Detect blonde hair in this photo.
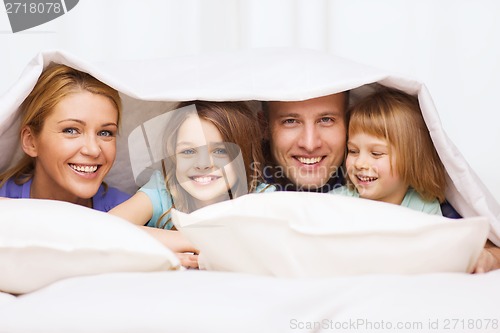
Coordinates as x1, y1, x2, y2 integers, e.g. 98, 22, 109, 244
0, 63, 122, 188
157, 101, 265, 227
347, 87, 446, 202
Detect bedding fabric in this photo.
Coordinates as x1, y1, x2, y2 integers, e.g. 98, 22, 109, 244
0, 270, 499, 333
0, 48, 498, 244
0, 199, 180, 294
172, 191, 489, 276
1, 47, 499, 333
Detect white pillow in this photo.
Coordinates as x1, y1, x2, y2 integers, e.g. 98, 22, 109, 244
0, 199, 180, 294
172, 191, 489, 276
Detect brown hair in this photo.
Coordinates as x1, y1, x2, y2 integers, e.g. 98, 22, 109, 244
347, 87, 446, 202
157, 101, 265, 225
0, 63, 122, 188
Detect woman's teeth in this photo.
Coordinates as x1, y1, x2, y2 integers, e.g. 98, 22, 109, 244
70, 164, 98, 173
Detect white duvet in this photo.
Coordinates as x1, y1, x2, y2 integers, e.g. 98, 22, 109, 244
0, 48, 498, 242
0, 48, 499, 333
0, 270, 499, 333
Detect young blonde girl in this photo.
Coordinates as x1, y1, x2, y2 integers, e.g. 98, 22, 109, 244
331, 87, 446, 215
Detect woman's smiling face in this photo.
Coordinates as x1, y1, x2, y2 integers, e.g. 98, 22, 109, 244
174, 115, 238, 206
23, 91, 118, 205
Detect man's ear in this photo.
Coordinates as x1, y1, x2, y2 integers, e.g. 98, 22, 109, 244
21, 126, 38, 157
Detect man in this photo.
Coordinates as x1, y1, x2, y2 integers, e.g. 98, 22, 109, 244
261, 93, 347, 192
261, 92, 500, 272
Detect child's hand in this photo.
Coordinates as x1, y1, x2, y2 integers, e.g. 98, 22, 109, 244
177, 253, 199, 269
164, 230, 198, 253
140, 227, 199, 253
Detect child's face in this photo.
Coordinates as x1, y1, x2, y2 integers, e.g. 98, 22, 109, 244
174, 115, 238, 205
345, 132, 408, 205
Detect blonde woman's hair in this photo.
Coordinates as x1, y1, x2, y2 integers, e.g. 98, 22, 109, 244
347, 87, 446, 202
0, 63, 122, 188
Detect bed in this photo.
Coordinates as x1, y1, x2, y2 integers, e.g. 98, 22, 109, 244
1, 48, 499, 333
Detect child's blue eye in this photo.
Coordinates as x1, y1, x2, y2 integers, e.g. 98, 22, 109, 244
180, 149, 196, 155
213, 148, 227, 155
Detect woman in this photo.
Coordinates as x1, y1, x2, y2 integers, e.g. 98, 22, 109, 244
0, 63, 130, 211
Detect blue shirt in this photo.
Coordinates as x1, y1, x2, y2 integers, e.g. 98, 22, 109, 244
0, 178, 131, 212
139, 170, 276, 229
330, 186, 443, 215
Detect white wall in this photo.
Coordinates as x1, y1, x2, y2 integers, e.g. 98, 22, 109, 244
1, 0, 499, 202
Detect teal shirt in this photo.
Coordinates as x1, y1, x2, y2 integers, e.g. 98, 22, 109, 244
330, 186, 442, 215
139, 170, 276, 229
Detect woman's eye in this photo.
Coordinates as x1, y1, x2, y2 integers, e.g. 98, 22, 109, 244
62, 128, 79, 135
98, 130, 115, 137
371, 152, 385, 157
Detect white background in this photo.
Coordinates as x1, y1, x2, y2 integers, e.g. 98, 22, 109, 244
1, 0, 499, 202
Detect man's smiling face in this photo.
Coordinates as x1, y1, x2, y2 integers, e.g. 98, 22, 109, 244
267, 93, 347, 190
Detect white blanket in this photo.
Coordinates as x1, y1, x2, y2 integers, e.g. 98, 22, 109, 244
1, 270, 500, 333
1, 48, 500, 333
0, 47, 499, 243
